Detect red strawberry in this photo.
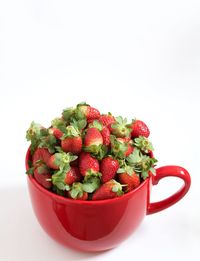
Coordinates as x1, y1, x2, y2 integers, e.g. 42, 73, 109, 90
49, 127, 63, 139
61, 136, 82, 154
130, 120, 150, 138
84, 128, 103, 147
34, 163, 52, 189
101, 126, 110, 146
100, 157, 119, 183
78, 104, 100, 123
88, 120, 110, 146
68, 182, 88, 200
99, 114, 116, 131
92, 179, 123, 200
33, 148, 52, 166
117, 138, 134, 157
64, 166, 82, 185
118, 166, 140, 192
48, 154, 60, 170
79, 152, 99, 176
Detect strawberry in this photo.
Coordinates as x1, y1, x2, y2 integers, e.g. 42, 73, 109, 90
83, 126, 107, 159
99, 113, 116, 131
68, 182, 88, 200
88, 120, 110, 146
77, 103, 100, 123
101, 126, 110, 146
61, 125, 83, 154
34, 163, 52, 189
100, 157, 119, 183
33, 148, 52, 166
110, 135, 134, 159
117, 166, 140, 192
130, 120, 150, 138
84, 128, 103, 147
111, 116, 131, 138
64, 166, 82, 185
48, 152, 78, 170
49, 127, 63, 139
92, 179, 123, 200
61, 136, 82, 154
79, 152, 99, 176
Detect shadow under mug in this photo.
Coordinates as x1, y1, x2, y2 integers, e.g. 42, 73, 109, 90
26, 149, 191, 252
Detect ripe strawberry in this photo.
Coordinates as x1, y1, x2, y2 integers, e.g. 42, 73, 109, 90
92, 179, 123, 200
48, 154, 60, 170
79, 152, 99, 176
118, 166, 140, 192
49, 127, 63, 139
111, 116, 131, 138
34, 163, 52, 189
84, 128, 103, 147
77, 104, 100, 123
33, 148, 52, 166
117, 138, 134, 157
64, 166, 82, 185
100, 157, 119, 183
61, 136, 82, 154
88, 120, 110, 146
101, 126, 110, 146
99, 114, 116, 130
68, 182, 88, 200
130, 120, 150, 138
61, 124, 83, 154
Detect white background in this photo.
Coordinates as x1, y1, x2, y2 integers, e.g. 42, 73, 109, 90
0, 0, 200, 260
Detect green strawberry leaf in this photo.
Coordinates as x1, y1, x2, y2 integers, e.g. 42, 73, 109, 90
61, 125, 80, 139
117, 168, 125, 174
111, 180, 124, 196
62, 107, 75, 123
26, 167, 34, 175
83, 175, 101, 193
126, 149, 157, 179
134, 136, 154, 153
53, 152, 78, 170
52, 185, 66, 196
71, 119, 87, 131
88, 120, 103, 131
38, 134, 57, 153
52, 167, 71, 191
69, 182, 85, 199
111, 116, 131, 138
51, 118, 67, 134
83, 144, 108, 160
110, 135, 128, 159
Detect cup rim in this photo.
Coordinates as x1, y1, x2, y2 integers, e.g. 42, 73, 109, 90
26, 148, 150, 206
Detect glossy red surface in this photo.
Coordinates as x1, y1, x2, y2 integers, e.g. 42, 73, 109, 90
25, 149, 191, 252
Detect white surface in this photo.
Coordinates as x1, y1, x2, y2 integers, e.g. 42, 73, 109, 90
0, 0, 200, 260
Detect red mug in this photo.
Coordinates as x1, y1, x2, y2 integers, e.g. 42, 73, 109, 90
25, 148, 191, 252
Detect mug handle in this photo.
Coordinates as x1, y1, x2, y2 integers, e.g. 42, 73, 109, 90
147, 166, 191, 215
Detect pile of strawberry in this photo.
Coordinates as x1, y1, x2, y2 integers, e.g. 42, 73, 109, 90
26, 102, 157, 201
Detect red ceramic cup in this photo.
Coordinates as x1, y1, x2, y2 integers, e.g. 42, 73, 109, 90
25, 149, 191, 252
